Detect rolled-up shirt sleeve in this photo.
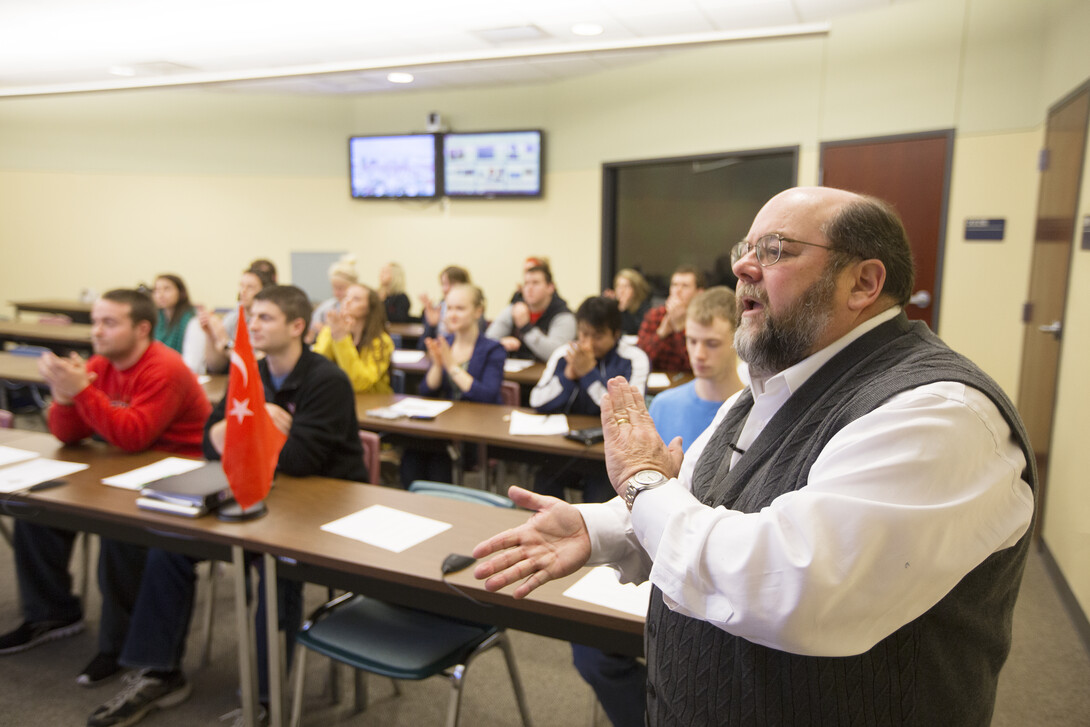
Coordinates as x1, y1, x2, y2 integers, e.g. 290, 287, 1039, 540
587, 382, 1034, 658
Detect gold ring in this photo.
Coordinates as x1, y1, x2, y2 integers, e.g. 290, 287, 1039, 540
615, 417, 630, 425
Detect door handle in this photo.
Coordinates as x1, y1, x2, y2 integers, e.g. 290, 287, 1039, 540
1038, 320, 1062, 340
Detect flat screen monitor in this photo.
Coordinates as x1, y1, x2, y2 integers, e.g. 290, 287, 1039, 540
443, 130, 543, 198
349, 134, 439, 199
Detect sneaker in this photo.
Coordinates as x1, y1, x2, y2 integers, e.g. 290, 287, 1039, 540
87, 669, 191, 727
0, 618, 84, 655
219, 703, 268, 727
77, 652, 123, 687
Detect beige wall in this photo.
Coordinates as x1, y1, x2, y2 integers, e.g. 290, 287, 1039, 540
0, 0, 1088, 615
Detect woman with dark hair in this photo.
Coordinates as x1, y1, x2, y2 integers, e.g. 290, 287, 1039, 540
313, 283, 394, 393
152, 274, 204, 373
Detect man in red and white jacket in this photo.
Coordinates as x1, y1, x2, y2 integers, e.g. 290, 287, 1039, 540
0, 289, 210, 690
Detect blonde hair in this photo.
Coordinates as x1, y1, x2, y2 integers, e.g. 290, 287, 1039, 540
614, 268, 650, 311
383, 262, 406, 294
687, 286, 737, 328
448, 283, 485, 311
328, 254, 359, 283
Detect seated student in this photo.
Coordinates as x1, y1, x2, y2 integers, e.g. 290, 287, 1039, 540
377, 261, 412, 323
0, 289, 211, 689
199, 267, 272, 374
636, 264, 705, 373
89, 285, 368, 727
312, 283, 394, 394
529, 296, 649, 503
151, 273, 205, 374
608, 268, 652, 336
400, 283, 505, 487
419, 264, 470, 343
485, 263, 576, 362
306, 254, 359, 344
247, 258, 277, 284
572, 286, 742, 727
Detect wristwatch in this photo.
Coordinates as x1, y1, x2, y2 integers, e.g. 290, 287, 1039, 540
623, 470, 670, 511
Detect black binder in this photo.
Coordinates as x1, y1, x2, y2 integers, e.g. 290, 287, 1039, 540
137, 464, 234, 517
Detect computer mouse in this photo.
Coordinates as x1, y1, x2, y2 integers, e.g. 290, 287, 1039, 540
441, 553, 477, 575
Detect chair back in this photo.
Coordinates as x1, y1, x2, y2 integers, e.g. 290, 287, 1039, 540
390, 369, 406, 394
500, 381, 520, 407
0, 410, 13, 428
408, 480, 515, 509
358, 430, 382, 485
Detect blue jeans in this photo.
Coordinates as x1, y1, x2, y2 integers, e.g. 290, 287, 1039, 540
13, 520, 146, 655
572, 643, 647, 727
119, 548, 302, 701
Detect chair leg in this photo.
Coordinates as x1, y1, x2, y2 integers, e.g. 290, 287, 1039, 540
445, 664, 468, 727
498, 633, 534, 727
289, 643, 307, 727
0, 517, 12, 547
196, 561, 219, 667
76, 533, 93, 605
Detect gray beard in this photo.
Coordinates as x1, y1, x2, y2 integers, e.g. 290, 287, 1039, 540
734, 274, 836, 378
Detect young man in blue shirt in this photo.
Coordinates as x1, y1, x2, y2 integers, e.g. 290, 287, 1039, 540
576, 286, 741, 727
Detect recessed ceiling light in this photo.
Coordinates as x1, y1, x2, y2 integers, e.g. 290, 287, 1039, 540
571, 23, 604, 37
386, 72, 414, 84
109, 65, 136, 77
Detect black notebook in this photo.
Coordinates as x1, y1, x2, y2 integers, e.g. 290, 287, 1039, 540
137, 464, 234, 517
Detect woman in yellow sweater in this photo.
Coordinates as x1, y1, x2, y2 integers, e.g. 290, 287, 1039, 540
312, 283, 394, 393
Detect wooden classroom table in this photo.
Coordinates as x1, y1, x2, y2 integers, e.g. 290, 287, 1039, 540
248, 474, 645, 725
0, 320, 93, 354
355, 392, 605, 461
386, 321, 425, 349
9, 298, 93, 324
0, 431, 265, 726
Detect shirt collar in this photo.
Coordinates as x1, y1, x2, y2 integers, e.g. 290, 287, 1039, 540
748, 306, 902, 400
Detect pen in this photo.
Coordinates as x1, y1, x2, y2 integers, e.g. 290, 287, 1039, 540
28, 479, 66, 492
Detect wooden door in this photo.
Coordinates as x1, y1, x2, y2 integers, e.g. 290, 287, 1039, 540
820, 132, 953, 330
1016, 85, 1089, 533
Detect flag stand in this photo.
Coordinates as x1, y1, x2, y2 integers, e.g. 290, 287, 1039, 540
217, 500, 268, 522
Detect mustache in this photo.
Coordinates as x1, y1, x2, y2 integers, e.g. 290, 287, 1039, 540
735, 283, 769, 307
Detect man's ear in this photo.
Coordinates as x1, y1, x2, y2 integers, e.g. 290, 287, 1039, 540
289, 317, 307, 339
135, 320, 153, 340
846, 259, 887, 311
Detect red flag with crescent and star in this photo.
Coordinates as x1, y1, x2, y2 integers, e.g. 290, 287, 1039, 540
222, 305, 286, 509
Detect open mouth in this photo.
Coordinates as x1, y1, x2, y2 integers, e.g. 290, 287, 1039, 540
740, 296, 764, 314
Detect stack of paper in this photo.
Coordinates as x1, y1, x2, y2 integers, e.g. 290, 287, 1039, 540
0, 446, 89, 494
508, 410, 569, 436
321, 505, 452, 553
101, 457, 206, 490
563, 566, 652, 618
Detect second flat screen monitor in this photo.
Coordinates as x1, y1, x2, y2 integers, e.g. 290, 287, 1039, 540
443, 130, 543, 198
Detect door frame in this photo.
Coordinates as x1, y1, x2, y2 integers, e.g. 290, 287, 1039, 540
819, 129, 955, 331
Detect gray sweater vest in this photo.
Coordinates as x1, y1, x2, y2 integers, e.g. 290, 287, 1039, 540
645, 313, 1036, 726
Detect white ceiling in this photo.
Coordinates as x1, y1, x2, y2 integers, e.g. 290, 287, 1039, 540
0, 0, 903, 97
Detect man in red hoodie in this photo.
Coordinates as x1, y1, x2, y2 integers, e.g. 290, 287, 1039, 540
0, 289, 211, 689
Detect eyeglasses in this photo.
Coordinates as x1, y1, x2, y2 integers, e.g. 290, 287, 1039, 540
731, 233, 836, 267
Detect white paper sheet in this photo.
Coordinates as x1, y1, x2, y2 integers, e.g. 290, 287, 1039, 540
388, 397, 454, 418
508, 409, 569, 436
0, 446, 39, 468
320, 504, 452, 553
503, 359, 535, 372
0, 459, 89, 493
647, 372, 672, 390
391, 349, 427, 365
101, 457, 206, 490
563, 566, 652, 618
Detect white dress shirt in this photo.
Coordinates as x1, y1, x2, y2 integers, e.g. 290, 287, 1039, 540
577, 308, 1034, 657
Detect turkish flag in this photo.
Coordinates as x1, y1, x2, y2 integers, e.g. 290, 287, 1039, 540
222, 305, 286, 509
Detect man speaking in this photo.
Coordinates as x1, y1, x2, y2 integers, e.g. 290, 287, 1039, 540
473, 187, 1035, 726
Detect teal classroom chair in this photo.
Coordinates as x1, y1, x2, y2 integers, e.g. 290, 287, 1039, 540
288, 480, 533, 727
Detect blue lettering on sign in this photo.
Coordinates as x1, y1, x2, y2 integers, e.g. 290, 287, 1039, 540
965, 218, 1005, 241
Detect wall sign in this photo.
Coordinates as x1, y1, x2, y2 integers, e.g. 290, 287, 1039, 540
964, 218, 1005, 241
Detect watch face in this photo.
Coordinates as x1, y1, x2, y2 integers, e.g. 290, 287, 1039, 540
634, 470, 664, 485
